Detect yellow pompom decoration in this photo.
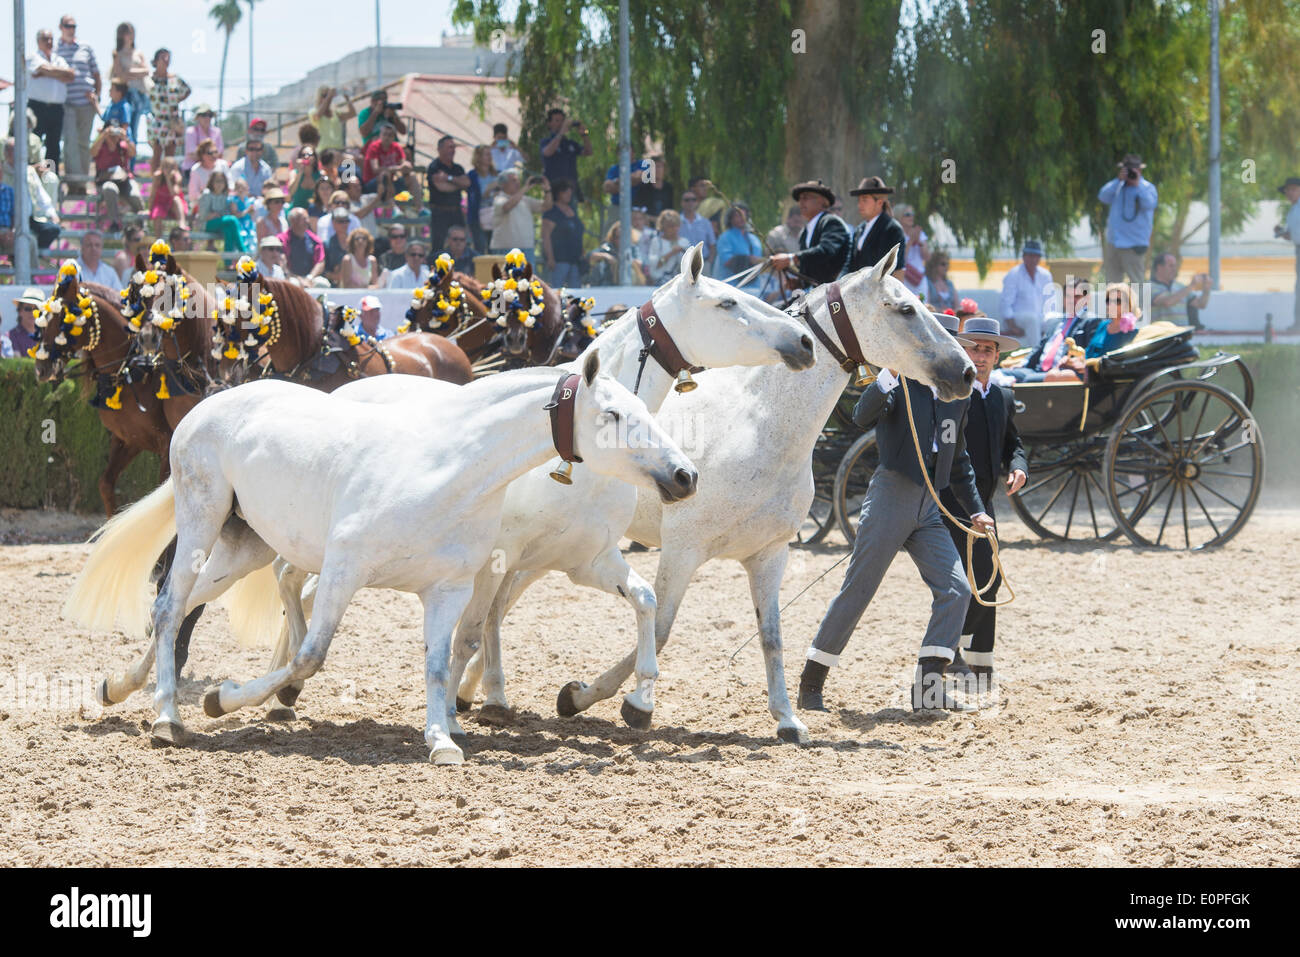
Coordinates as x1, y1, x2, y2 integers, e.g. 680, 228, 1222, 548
397, 322, 411, 334
59, 261, 78, 278
143, 270, 159, 285
394, 191, 412, 203
346, 333, 361, 346
156, 376, 171, 400
155, 316, 175, 331
224, 344, 240, 360
504, 278, 518, 290
105, 386, 123, 410
150, 240, 171, 257
69, 325, 84, 337
26, 345, 37, 359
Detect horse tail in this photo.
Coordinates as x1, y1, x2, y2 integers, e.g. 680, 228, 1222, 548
219, 562, 283, 649
63, 479, 177, 635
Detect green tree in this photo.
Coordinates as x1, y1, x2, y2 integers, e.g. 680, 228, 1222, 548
209, 0, 243, 118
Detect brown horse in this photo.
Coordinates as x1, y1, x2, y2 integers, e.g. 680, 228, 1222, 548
464, 265, 566, 369
31, 272, 177, 517
401, 269, 498, 364
217, 274, 473, 388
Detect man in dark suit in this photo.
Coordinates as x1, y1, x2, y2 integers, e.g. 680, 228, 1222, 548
846, 176, 907, 278
769, 179, 849, 287
798, 320, 995, 713
939, 317, 1028, 690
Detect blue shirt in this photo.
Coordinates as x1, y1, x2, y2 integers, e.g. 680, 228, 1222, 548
102, 98, 133, 131
1098, 177, 1158, 249
539, 134, 584, 200
715, 228, 763, 294
603, 160, 650, 205
0, 182, 13, 229
1086, 322, 1137, 358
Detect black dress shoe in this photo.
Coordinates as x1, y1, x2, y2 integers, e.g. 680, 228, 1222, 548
911, 657, 974, 712
797, 660, 830, 712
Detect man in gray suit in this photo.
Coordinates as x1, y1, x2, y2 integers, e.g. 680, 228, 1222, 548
798, 316, 995, 712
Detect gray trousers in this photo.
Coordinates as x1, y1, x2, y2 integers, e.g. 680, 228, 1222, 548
1104, 244, 1146, 285
807, 467, 970, 667
61, 103, 97, 180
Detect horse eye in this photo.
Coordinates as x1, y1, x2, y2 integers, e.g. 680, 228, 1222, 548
719, 298, 737, 309
899, 302, 915, 316
604, 410, 621, 423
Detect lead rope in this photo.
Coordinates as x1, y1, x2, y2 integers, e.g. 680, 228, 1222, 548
900, 375, 1014, 608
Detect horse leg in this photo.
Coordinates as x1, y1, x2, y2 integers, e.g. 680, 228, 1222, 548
265, 560, 312, 720
563, 548, 659, 730
449, 562, 505, 714
477, 567, 548, 714
558, 547, 703, 717
742, 543, 809, 745
203, 556, 360, 718
152, 540, 204, 676
422, 582, 476, 765
99, 434, 139, 517
149, 477, 235, 745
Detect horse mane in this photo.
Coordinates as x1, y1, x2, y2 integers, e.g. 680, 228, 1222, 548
259, 276, 323, 365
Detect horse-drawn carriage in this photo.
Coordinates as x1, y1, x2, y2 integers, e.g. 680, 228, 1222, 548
801, 324, 1263, 550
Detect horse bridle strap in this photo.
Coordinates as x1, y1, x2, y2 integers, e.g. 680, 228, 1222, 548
801, 281, 867, 376
544, 372, 584, 464
636, 300, 703, 390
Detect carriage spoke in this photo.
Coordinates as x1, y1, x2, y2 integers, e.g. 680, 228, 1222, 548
1194, 479, 1244, 512
1186, 411, 1236, 461
1129, 475, 1173, 528
1179, 482, 1191, 549
1063, 472, 1082, 538
1195, 468, 1256, 479
1150, 413, 1182, 462
1154, 477, 1178, 547
1112, 471, 1162, 499
1034, 470, 1074, 526
1082, 469, 1106, 537
1197, 440, 1253, 462
1187, 482, 1222, 541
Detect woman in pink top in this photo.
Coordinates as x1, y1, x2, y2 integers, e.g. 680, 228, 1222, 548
150, 156, 188, 228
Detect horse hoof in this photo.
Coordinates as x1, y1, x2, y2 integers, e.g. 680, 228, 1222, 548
556, 680, 589, 717
276, 685, 301, 708
455, 696, 473, 713
150, 718, 186, 747
777, 725, 811, 746
266, 707, 297, 722
620, 699, 653, 731
478, 704, 514, 726
97, 678, 114, 708
430, 745, 465, 766
202, 688, 226, 718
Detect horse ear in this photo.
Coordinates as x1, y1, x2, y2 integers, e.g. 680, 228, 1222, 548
681, 243, 704, 284
492, 264, 502, 281
582, 349, 599, 386
871, 244, 901, 283
134, 252, 147, 272
167, 255, 180, 274
524, 263, 533, 280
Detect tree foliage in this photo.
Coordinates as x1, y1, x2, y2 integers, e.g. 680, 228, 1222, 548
452, 0, 1299, 265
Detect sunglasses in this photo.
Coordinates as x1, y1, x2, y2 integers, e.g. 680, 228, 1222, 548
61, 22, 75, 29
447, 235, 467, 242
406, 252, 423, 259
682, 196, 698, 203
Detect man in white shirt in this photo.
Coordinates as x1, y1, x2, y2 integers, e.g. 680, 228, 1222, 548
230, 142, 274, 201
75, 231, 123, 295
998, 239, 1052, 345
385, 241, 431, 289
316, 190, 362, 245
257, 236, 288, 280
490, 169, 550, 260
27, 29, 72, 170
489, 123, 524, 175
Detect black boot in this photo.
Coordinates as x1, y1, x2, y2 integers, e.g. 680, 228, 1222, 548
797, 660, 830, 712
911, 657, 973, 712
948, 648, 974, 677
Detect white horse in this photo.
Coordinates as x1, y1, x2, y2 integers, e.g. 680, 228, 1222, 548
461, 245, 977, 741
64, 353, 697, 764
247, 244, 816, 738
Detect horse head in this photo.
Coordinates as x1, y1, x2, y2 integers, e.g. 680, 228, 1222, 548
568, 350, 699, 503
836, 244, 974, 401
642, 243, 816, 376
121, 242, 194, 357
401, 254, 468, 334
554, 295, 600, 363
486, 249, 545, 365
30, 262, 96, 382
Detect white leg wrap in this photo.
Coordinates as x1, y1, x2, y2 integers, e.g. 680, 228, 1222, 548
805, 647, 840, 668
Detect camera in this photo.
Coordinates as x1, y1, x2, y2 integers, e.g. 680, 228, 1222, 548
1124, 165, 1140, 181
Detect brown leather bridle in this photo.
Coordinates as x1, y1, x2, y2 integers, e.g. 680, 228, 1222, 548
634, 299, 703, 395
799, 280, 877, 386
544, 371, 584, 466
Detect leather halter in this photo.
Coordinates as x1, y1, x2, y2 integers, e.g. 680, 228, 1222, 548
634, 299, 703, 395
543, 372, 584, 464
800, 280, 876, 382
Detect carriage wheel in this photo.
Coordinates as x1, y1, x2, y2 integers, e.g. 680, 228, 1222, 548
1104, 380, 1263, 549
832, 430, 880, 543
794, 431, 839, 546
1009, 440, 1126, 541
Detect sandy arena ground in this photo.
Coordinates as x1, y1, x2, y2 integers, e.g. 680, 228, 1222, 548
1, 501, 1297, 867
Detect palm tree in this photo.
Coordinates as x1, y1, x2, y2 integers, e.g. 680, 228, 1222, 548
209, 0, 243, 117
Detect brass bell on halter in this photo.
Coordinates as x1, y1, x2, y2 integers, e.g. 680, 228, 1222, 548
854, 363, 876, 387
549, 459, 575, 485
674, 370, 698, 393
